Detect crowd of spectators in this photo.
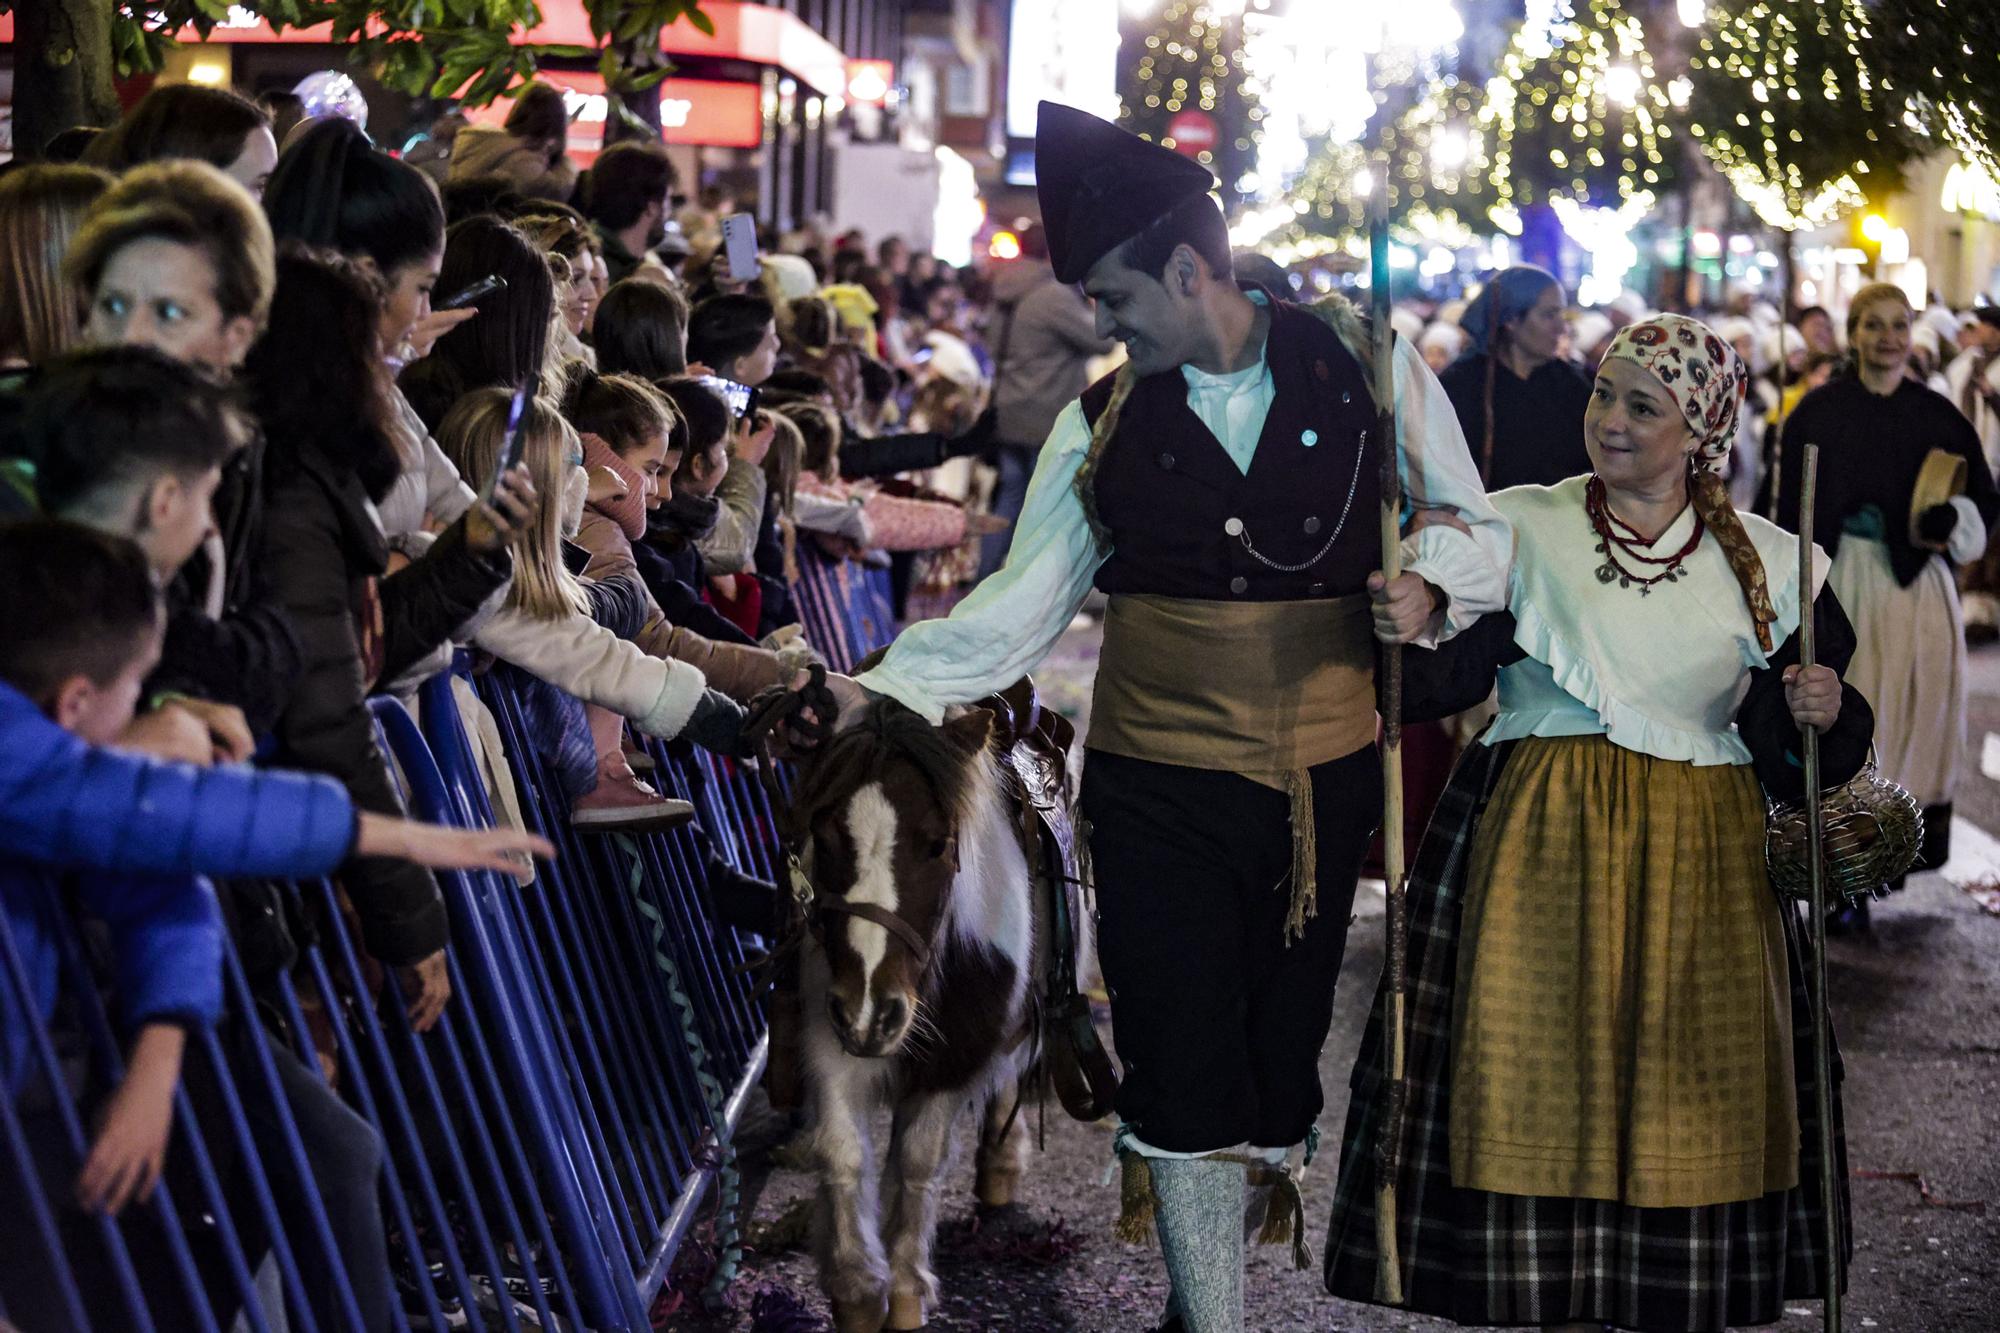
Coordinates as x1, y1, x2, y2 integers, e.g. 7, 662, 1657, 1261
0, 81, 1015, 1330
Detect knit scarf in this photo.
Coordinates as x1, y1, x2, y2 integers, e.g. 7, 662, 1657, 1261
581, 430, 648, 540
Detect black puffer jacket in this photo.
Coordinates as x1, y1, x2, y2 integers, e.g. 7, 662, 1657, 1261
257, 439, 511, 964
151, 431, 305, 732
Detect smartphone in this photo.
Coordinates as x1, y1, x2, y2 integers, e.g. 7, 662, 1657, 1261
439, 274, 507, 310
698, 374, 754, 419
722, 212, 760, 284
484, 382, 534, 504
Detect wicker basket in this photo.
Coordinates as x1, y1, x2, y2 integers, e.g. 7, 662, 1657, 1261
1765, 764, 1924, 906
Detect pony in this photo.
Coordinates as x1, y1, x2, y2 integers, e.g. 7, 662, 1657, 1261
790, 698, 1046, 1333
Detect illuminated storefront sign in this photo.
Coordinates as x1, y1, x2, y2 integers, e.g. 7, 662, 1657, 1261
1941, 161, 2000, 221
474, 73, 764, 155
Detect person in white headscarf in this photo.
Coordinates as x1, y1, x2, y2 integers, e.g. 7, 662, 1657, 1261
1417, 321, 1468, 374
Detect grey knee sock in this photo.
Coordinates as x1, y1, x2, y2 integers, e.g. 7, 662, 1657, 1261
1149, 1156, 1245, 1333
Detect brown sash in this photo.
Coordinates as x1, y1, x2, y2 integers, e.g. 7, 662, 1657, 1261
1088, 592, 1377, 787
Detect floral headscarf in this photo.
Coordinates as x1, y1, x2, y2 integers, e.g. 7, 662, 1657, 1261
1601, 313, 1777, 651
1601, 313, 1751, 470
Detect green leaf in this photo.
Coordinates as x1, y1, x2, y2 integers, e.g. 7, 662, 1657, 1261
685, 5, 714, 37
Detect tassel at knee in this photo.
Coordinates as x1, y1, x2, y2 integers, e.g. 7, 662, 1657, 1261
1248, 1164, 1314, 1272
1114, 1151, 1158, 1245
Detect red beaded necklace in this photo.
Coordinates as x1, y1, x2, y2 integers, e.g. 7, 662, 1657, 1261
1585, 474, 1704, 595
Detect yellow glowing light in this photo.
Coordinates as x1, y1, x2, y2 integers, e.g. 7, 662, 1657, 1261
988, 231, 1023, 262
1859, 212, 1890, 242
186, 60, 229, 88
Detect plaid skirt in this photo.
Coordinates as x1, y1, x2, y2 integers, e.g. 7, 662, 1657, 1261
1322, 739, 1852, 1331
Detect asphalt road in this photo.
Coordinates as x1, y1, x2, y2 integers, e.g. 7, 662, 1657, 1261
667, 627, 2000, 1332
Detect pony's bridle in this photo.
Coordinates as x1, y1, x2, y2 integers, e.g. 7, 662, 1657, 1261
743, 669, 959, 976
784, 839, 956, 973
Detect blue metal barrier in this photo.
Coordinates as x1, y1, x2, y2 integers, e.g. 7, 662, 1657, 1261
790, 543, 897, 673
2, 669, 780, 1331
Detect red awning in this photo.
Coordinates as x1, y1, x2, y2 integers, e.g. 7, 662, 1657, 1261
0, 1, 848, 96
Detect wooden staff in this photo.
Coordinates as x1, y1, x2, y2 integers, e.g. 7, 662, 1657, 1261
1368, 191, 1409, 1309
1796, 443, 1843, 1332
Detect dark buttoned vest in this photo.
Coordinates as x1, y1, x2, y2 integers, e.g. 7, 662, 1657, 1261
1079, 300, 1384, 602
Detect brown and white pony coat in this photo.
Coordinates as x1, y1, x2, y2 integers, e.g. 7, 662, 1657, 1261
792, 701, 1043, 1333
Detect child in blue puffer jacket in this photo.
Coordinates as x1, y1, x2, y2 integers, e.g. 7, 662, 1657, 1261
0, 520, 551, 1221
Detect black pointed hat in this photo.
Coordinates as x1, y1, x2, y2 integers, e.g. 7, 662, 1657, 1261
1035, 101, 1219, 285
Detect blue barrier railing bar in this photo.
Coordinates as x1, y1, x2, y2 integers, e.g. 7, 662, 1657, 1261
373, 695, 645, 1332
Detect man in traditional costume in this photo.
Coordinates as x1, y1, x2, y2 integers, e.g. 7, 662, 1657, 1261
833, 103, 1509, 1330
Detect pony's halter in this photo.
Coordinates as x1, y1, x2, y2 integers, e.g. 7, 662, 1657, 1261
786, 835, 959, 974
745, 673, 962, 977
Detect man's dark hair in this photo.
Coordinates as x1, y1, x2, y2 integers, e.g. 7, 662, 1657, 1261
15, 346, 245, 522
1797, 304, 1831, 327
578, 142, 676, 230
658, 376, 732, 458
593, 278, 691, 380
1972, 307, 2000, 333
1115, 192, 1230, 284
687, 293, 775, 372
0, 518, 162, 701
265, 118, 447, 276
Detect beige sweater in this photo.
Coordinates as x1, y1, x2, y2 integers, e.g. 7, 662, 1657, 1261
474, 602, 706, 738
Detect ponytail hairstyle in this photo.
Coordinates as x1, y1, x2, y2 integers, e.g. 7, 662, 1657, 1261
562, 368, 676, 457
265, 118, 446, 276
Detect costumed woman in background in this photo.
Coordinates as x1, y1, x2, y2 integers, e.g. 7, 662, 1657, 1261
1325, 315, 1873, 1332
1437, 265, 1594, 488
1773, 283, 1998, 920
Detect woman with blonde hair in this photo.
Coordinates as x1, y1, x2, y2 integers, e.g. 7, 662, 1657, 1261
0, 165, 114, 370
1772, 282, 2000, 902
435, 388, 708, 736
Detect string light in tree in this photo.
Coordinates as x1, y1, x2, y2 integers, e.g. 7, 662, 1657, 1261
1477, 0, 1675, 215
1119, 0, 1267, 202
1873, 1, 2000, 178
1688, 0, 1919, 230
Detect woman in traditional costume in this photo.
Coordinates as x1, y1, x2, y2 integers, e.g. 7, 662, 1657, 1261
1325, 314, 1874, 1331
1773, 283, 1997, 896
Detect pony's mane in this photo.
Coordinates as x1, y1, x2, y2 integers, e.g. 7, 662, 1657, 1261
789, 699, 987, 837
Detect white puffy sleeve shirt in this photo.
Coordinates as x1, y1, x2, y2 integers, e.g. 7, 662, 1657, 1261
1482, 477, 1827, 764
859, 328, 1513, 724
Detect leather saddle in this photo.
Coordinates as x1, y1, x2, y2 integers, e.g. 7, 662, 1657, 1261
977, 678, 1121, 1124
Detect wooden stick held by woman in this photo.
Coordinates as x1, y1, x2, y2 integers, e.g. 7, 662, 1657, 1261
1797, 443, 1844, 1333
